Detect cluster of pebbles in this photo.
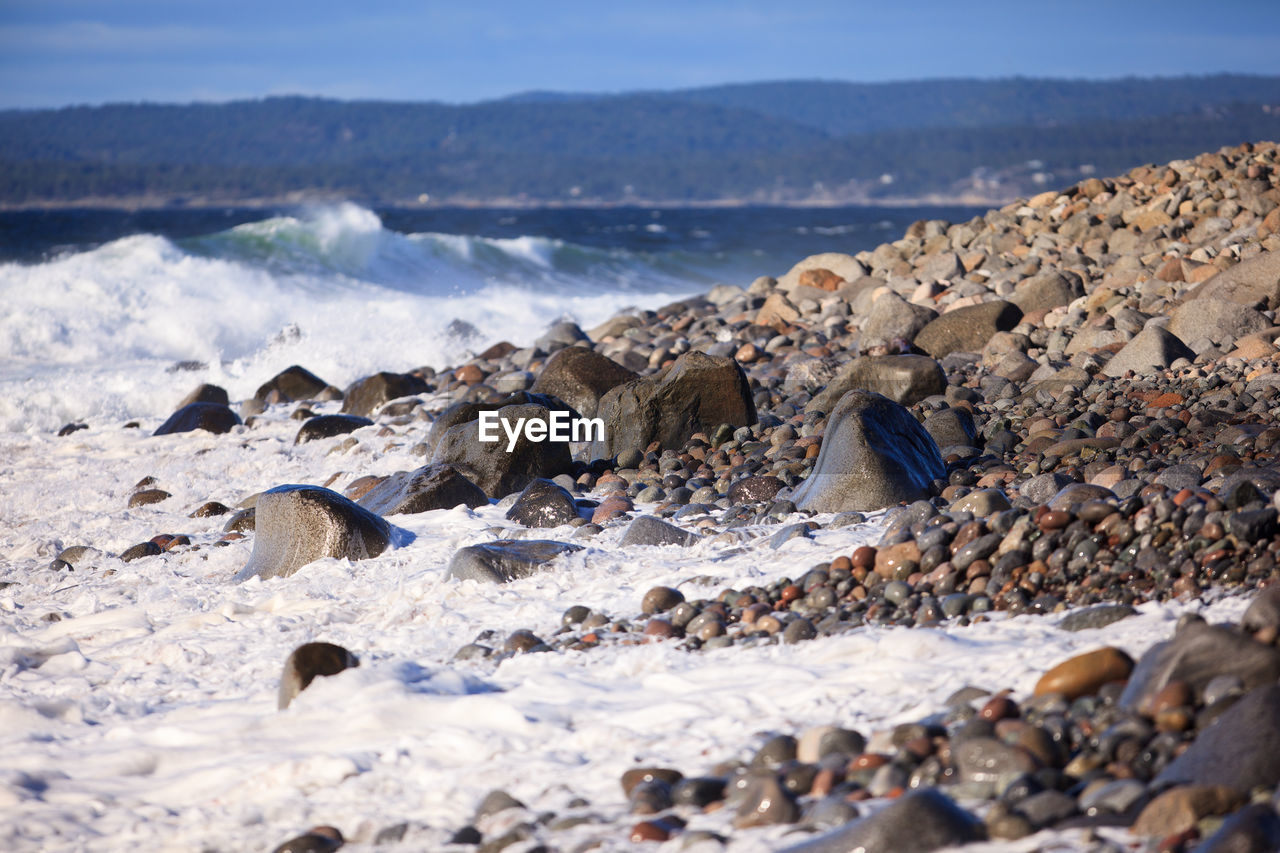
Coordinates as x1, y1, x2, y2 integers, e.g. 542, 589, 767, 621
46, 141, 1280, 851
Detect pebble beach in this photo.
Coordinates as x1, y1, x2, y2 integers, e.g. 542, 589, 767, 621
5, 141, 1280, 852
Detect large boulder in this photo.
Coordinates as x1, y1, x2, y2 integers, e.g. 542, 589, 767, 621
295, 414, 372, 444
424, 391, 579, 456
777, 253, 868, 292
255, 365, 332, 402
914, 300, 1022, 359
1166, 298, 1269, 348
341, 371, 429, 417
356, 463, 487, 515
590, 350, 755, 460
448, 540, 582, 583
1183, 249, 1280, 309
234, 485, 392, 581
805, 355, 946, 414
154, 402, 241, 436
1102, 325, 1195, 377
529, 346, 638, 418
1009, 270, 1084, 314
430, 402, 575, 498
793, 390, 945, 513
860, 291, 938, 350
1118, 618, 1280, 710
278, 642, 359, 710
1153, 684, 1280, 791
505, 478, 581, 528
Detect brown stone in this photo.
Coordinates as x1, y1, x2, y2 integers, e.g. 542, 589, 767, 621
798, 268, 845, 291
874, 541, 921, 578
1034, 647, 1135, 700
1131, 785, 1246, 837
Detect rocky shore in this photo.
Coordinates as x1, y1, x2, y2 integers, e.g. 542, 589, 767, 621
7, 141, 1280, 852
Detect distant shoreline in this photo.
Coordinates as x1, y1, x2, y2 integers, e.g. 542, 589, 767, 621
0, 192, 1013, 214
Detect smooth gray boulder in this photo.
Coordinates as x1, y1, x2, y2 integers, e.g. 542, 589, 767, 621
1118, 618, 1280, 711
530, 346, 638, 418
1009, 270, 1084, 313
1153, 684, 1280, 790
1184, 249, 1280, 309
1167, 298, 1269, 347
778, 788, 983, 853
1102, 325, 1195, 377
424, 391, 579, 456
591, 350, 755, 460
923, 406, 977, 449
860, 292, 937, 349
235, 485, 392, 581
448, 540, 582, 583
430, 402, 575, 498
794, 390, 945, 513
805, 355, 946, 413
278, 642, 359, 710
913, 300, 1022, 359
154, 402, 241, 436
356, 463, 487, 515
620, 515, 699, 547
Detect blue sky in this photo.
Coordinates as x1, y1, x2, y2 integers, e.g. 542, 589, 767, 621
2, 1, 1279, 108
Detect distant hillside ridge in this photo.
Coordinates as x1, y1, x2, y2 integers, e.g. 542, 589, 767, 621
2, 75, 1279, 207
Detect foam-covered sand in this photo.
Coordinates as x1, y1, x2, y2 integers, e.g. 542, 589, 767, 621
0, 401, 1250, 851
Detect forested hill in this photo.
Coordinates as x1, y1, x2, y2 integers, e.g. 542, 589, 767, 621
3, 75, 1279, 207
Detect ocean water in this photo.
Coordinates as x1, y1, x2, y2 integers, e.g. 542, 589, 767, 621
0, 202, 983, 433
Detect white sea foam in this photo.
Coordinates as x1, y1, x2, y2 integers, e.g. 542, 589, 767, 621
0, 406, 1254, 852
0, 204, 696, 433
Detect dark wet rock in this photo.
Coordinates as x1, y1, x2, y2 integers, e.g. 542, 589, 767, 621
129, 488, 171, 508
1058, 603, 1137, 632
153, 402, 241, 436
57, 422, 87, 436
272, 826, 344, 853
727, 476, 786, 504
1009, 270, 1084, 314
1154, 684, 1280, 790
620, 516, 699, 548
673, 777, 727, 809
233, 485, 392, 581
224, 507, 256, 533
120, 542, 162, 562
431, 402, 575, 498
535, 320, 590, 352
591, 350, 755, 459
340, 371, 428, 417
924, 407, 977, 449
806, 355, 947, 412
1119, 620, 1280, 710
733, 774, 799, 828
529, 346, 637, 418
1194, 802, 1280, 853
177, 383, 230, 408
424, 392, 580, 455
1242, 584, 1280, 632
794, 390, 945, 513
278, 642, 359, 710
447, 540, 581, 583
255, 365, 332, 403
778, 788, 983, 853
295, 414, 373, 444
952, 737, 1039, 796
1102, 325, 1195, 377
1019, 472, 1073, 505
190, 501, 230, 518
475, 789, 526, 822
355, 463, 487, 515
641, 586, 684, 614
914, 300, 1022, 359
505, 478, 580, 528
1014, 789, 1077, 829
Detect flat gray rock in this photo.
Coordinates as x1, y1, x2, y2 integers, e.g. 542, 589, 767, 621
914, 300, 1022, 359
448, 539, 582, 583
794, 390, 945, 513
1102, 325, 1194, 377
620, 516, 698, 548
235, 485, 392, 581
806, 355, 945, 413
1119, 618, 1280, 711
